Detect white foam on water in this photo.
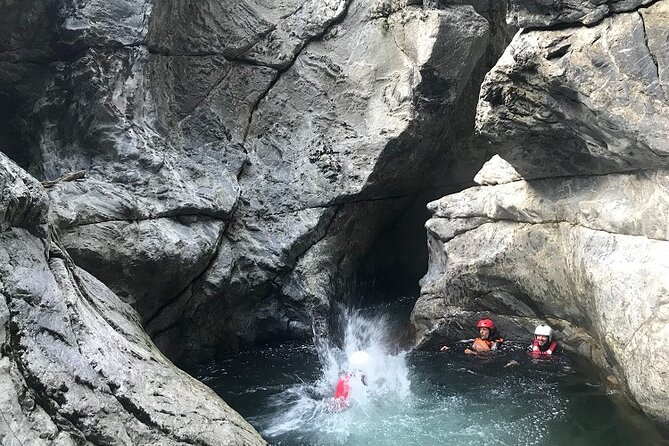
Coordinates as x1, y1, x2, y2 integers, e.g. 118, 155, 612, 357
259, 308, 411, 443
202, 321, 663, 446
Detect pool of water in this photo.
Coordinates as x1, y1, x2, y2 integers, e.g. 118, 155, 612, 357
194, 310, 667, 446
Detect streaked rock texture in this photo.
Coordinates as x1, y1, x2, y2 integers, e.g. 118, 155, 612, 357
507, 0, 656, 27
152, 2, 492, 359
60, 217, 224, 321
412, 0, 669, 428
0, 0, 503, 364
413, 171, 669, 424
477, 0, 669, 179
0, 154, 266, 445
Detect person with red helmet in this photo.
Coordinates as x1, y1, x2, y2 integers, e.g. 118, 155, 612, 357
440, 318, 504, 354
466, 318, 504, 354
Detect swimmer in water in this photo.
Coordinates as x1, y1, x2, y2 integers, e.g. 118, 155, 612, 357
527, 324, 558, 357
332, 350, 369, 411
440, 318, 504, 355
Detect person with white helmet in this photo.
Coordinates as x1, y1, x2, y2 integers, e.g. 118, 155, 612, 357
528, 324, 558, 356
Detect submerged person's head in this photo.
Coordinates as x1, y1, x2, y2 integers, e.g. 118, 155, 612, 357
476, 319, 495, 339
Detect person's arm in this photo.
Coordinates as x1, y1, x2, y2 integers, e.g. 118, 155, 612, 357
544, 341, 558, 355
491, 338, 504, 350
444, 338, 476, 352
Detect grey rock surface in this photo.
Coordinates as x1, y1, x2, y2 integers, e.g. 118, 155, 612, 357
477, 1, 669, 179
429, 171, 669, 240
0, 154, 49, 237
473, 154, 521, 185
0, 0, 55, 62
0, 153, 266, 445
153, 2, 492, 361
2, 0, 668, 435
412, 172, 669, 424
149, 0, 349, 69
0, 0, 500, 364
507, 0, 656, 27
60, 217, 224, 321
57, 0, 152, 48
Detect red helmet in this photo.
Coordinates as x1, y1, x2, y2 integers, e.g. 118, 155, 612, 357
477, 319, 495, 330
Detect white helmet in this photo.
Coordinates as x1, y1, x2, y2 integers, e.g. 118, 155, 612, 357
348, 350, 370, 369
534, 324, 553, 341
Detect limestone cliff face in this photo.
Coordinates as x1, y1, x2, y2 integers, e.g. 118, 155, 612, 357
0, 0, 504, 364
411, 0, 669, 427
0, 153, 266, 445
507, 0, 656, 27
3, 0, 668, 435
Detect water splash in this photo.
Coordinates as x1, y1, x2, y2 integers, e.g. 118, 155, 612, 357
258, 308, 411, 443
196, 316, 666, 445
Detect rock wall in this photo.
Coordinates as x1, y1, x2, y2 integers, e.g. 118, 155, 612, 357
507, 0, 656, 27
412, 0, 669, 427
0, 0, 506, 364
4, 0, 668, 434
0, 153, 266, 445
477, 1, 669, 178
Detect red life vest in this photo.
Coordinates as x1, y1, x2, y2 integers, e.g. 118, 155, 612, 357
334, 375, 351, 400
529, 340, 558, 356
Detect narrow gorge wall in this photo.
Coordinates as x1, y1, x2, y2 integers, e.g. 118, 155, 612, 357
412, 0, 669, 427
0, 0, 509, 366
3, 0, 668, 438
0, 0, 521, 442
0, 153, 266, 445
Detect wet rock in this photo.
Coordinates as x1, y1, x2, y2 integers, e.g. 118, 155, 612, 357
0, 0, 496, 364
159, 3, 493, 361
0, 153, 266, 445
477, 1, 669, 179
507, 0, 655, 27
0, 0, 511, 369
414, 0, 669, 428
413, 170, 669, 425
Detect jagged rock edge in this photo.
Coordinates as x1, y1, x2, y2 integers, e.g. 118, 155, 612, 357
517, 0, 665, 31
432, 216, 668, 242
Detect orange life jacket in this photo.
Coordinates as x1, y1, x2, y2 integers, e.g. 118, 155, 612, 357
471, 337, 503, 352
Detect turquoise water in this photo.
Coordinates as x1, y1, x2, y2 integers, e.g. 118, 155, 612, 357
196, 312, 667, 445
